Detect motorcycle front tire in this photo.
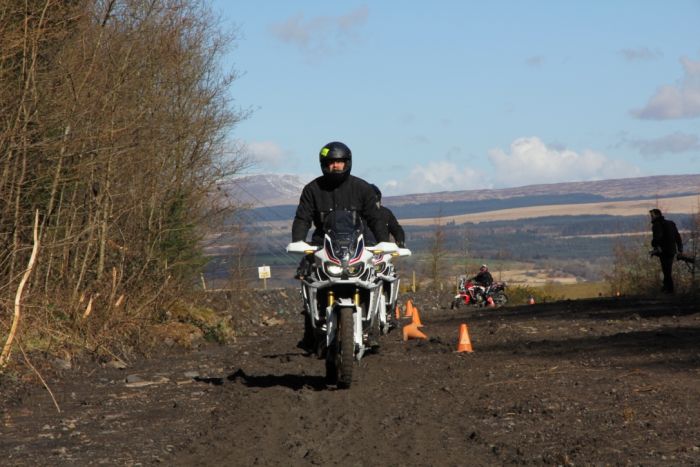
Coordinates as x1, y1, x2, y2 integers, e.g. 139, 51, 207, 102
325, 307, 355, 389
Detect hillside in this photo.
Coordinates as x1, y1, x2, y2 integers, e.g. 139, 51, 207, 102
222, 174, 308, 207
384, 174, 700, 206
399, 193, 700, 226
229, 173, 700, 212
206, 174, 700, 288
236, 174, 700, 223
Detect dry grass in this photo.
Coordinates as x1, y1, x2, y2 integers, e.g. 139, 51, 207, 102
497, 268, 579, 287
540, 281, 610, 300
497, 269, 608, 300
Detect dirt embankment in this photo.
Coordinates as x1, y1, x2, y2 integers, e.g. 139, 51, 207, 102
2, 290, 699, 466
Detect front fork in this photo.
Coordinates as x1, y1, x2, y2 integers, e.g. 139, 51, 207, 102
325, 289, 363, 360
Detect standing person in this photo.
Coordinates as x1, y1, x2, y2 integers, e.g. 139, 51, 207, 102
364, 184, 406, 247
649, 208, 683, 293
292, 141, 389, 351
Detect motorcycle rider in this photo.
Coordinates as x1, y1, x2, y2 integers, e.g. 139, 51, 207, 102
292, 141, 390, 352
363, 184, 406, 330
649, 208, 683, 293
471, 264, 494, 302
472, 264, 494, 287
364, 184, 406, 248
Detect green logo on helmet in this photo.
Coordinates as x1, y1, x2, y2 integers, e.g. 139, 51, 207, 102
320, 147, 330, 157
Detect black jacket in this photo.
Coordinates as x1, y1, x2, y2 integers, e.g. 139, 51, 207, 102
651, 216, 683, 256
292, 174, 389, 245
364, 206, 406, 246
472, 270, 493, 286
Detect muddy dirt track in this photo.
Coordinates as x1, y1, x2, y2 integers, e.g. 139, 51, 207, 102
2, 293, 700, 466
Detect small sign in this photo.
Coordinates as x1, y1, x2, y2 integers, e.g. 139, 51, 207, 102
258, 265, 271, 279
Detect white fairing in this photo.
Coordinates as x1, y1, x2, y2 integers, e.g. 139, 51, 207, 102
286, 234, 410, 366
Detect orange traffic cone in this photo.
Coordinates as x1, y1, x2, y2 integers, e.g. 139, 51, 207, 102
405, 299, 414, 318
395, 304, 401, 320
412, 306, 424, 327
403, 322, 427, 341
456, 323, 473, 353
528, 296, 535, 305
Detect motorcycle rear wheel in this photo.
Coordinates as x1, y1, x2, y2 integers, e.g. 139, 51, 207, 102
492, 292, 508, 306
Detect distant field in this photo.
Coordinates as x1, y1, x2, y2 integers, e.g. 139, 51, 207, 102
240, 194, 699, 230
400, 194, 700, 226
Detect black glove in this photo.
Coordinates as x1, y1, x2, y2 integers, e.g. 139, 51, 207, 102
397, 241, 405, 248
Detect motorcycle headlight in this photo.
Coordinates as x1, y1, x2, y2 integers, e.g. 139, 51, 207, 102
347, 263, 364, 276
325, 264, 343, 277
374, 262, 387, 274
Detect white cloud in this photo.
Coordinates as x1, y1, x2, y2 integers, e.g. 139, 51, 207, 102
632, 56, 700, 119
488, 137, 641, 186
624, 132, 700, 157
410, 134, 431, 145
525, 55, 544, 68
245, 141, 287, 170
619, 47, 662, 62
269, 6, 368, 58
383, 160, 487, 195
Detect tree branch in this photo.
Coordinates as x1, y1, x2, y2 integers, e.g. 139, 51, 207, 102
0, 210, 40, 368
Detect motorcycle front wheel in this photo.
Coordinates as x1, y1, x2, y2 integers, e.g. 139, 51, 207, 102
325, 307, 355, 389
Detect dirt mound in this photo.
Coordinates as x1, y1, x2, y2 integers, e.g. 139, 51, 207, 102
2, 293, 699, 465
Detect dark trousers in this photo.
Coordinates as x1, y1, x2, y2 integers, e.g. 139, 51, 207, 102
659, 255, 675, 293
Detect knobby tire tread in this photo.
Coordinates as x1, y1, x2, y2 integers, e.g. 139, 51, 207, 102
337, 307, 354, 389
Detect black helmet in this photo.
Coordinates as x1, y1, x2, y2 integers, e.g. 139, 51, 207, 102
370, 184, 382, 202
319, 141, 352, 184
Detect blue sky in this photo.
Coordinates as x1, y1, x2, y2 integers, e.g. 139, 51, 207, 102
211, 1, 700, 195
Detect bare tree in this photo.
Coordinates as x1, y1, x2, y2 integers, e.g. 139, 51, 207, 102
0, 0, 248, 361
428, 211, 448, 290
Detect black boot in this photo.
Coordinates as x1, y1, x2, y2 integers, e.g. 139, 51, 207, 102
387, 310, 398, 332
296, 312, 316, 353
294, 254, 314, 279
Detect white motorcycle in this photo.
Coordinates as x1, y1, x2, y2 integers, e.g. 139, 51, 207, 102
287, 211, 410, 388
372, 248, 408, 334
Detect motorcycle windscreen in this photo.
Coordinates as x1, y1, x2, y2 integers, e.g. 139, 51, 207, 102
322, 210, 365, 263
